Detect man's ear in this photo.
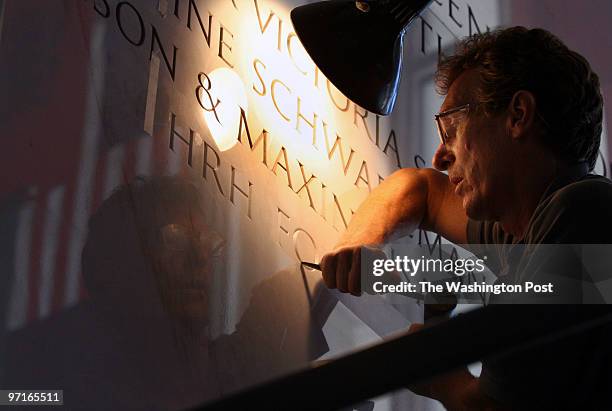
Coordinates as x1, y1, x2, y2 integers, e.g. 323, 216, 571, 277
506, 90, 538, 140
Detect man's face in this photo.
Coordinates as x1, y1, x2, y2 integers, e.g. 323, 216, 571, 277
432, 69, 510, 220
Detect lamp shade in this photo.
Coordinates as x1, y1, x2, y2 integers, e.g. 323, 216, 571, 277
291, 0, 432, 115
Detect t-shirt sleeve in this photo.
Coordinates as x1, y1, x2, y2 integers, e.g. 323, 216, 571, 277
514, 179, 612, 303
528, 178, 612, 244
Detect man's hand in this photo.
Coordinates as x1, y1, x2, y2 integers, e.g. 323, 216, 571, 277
319, 245, 388, 296
318, 168, 467, 296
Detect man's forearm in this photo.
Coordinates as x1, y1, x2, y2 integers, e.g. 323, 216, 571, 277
319, 168, 465, 294
336, 168, 429, 247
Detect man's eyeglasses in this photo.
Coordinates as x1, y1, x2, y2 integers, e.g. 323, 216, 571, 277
435, 101, 552, 145
156, 223, 225, 257
434, 103, 472, 145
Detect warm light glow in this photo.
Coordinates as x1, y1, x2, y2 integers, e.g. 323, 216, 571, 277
202, 68, 248, 152
231, 6, 345, 170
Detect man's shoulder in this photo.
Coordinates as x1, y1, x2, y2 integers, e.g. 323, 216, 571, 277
467, 175, 612, 246
530, 175, 612, 243
544, 175, 612, 219
551, 175, 612, 203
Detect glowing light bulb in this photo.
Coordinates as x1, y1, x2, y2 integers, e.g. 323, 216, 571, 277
202, 68, 248, 151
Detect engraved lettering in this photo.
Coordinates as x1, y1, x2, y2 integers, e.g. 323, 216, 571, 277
271, 146, 293, 189
414, 154, 427, 169
169, 112, 194, 166
276, 19, 283, 52
354, 161, 372, 192
323, 122, 355, 175
420, 17, 433, 55
196, 72, 222, 124
332, 193, 349, 230
203, 141, 225, 195
286, 32, 309, 75
449, 0, 463, 28
271, 79, 292, 122
187, 0, 212, 47
230, 166, 253, 219
320, 183, 327, 220
353, 105, 377, 144
293, 228, 317, 263
116, 1, 145, 46
253, 0, 282, 50
150, 25, 177, 81
313, 66, 321, 88
295, 162, 317, 210
94, 0, 110, 18
277, 207, 291, 246
419, 230, 443, 259
218, 25, 235, 68
296, 98, 317, 146
236, 108, 268, 165
252, 59, 267, 96
327, 80, 350, 112
468, 5, 484, 36
383, 129, 402, 168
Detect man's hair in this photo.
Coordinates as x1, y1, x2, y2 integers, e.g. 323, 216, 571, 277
435, 26, 603, 171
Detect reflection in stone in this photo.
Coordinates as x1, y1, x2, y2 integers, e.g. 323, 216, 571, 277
2, 176, 333, 410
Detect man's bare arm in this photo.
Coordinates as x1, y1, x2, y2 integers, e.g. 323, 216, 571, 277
320, 167, 468, 294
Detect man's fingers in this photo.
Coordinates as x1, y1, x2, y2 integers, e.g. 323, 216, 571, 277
319, 246, 387, 295
348, 247, 362, 296
360, 246, 388, 294
336, 249, 352, 293
320, 254, 337, 289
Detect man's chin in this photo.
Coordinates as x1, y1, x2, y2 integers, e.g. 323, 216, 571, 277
463, 196, 487, 221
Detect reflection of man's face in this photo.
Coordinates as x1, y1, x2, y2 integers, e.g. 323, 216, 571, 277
147, 198, 223, 329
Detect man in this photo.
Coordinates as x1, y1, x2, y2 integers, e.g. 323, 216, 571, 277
319, 27, 612, 410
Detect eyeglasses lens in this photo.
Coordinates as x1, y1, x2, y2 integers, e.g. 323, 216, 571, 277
436, 108, 468, 145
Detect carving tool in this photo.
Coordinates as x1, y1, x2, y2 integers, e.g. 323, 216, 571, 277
301, 261, 321, 271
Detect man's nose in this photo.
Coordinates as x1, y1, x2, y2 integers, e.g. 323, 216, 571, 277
432, 143, 454, 171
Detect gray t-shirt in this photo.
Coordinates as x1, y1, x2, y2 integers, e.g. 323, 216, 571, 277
466, 169, 612, 409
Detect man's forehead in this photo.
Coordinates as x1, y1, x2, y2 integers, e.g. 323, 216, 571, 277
440, 69, 480, 111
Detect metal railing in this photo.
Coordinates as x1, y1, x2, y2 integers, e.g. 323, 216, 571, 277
192, 305, 612, 411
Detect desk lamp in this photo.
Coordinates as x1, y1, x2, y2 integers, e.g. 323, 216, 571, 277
291, 0, 432, 115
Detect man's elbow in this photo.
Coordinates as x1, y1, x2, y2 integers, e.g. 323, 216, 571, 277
384, 168, 430, 200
